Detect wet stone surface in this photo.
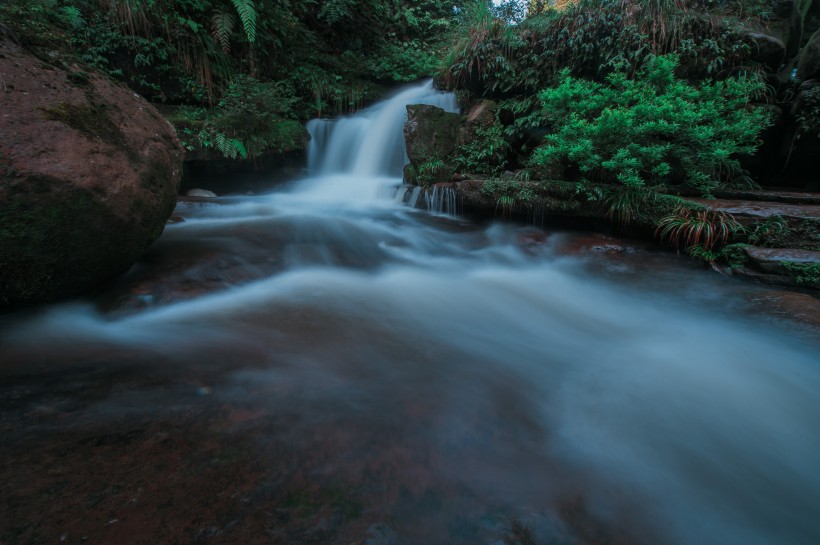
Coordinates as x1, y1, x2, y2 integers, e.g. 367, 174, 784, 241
2, 195, 818, 545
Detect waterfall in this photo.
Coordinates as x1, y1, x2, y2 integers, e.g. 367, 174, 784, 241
305, 80, 458, 178
301, 80, 459, 208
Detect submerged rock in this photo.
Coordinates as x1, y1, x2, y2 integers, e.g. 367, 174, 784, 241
185, 188, 218, 198
0, 40, 183, 307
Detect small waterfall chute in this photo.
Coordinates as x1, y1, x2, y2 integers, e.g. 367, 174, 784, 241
298, 80, 458, 203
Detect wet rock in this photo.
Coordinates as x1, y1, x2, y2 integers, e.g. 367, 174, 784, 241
767, 0, 811, 57
0, 39, 183, 307
744, 246, 820, 268
746, 290, 820, 329
465, 99, 496, 128
711, 188, 820, 205
687, 197, 820, 221
738, 246, 820, 288
747, 32, 787, 71
403, 104, 461, 184
550, 233, 633, 256
797, 28, 820, 81
186, 188, 217, 198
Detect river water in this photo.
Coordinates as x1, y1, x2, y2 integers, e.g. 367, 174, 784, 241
1, 81, 818, 545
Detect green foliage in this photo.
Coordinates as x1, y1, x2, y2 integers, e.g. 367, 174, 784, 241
780, 262, 820, 286
687, 242, 749, 268
747, 215, 789, 245
442, 0, 757, 98
656, 205, 743, 250
455, 122, 510, 176
795, 85, 820, 140
170, 75, 306, 158
229, 0, 256, 43
480, 178, 540, 207
604, 187, 659, 225
530, 55, 771, 193
318, 0, 355, 24
211, 9, 235, 53
3, 0, 461, 121
367, 40, 441, 81
405, 158, 449, 188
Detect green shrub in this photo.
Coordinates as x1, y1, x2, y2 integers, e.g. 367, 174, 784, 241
530, 54, 771, 193
454, 122, 510, 176
780, 262, 820, 286
170, 75, 306, 158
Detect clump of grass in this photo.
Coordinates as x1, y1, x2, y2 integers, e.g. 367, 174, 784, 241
656, 205, 742, 250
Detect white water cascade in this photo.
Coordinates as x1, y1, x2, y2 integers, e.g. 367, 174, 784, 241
0, 81, 818, 545
299, 79, 458, 203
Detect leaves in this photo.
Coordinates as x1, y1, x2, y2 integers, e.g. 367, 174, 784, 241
530, 54, 772, 192
211, 9, 235, 52
656, 206, 742, 250
229, 0, 256, 43
215, 132, 248, 159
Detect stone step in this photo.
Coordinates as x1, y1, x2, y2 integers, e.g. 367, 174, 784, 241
687, 198, 820, 220
734, 247, 820, 290
712, 189, 820, 205
744, 247, 820, 269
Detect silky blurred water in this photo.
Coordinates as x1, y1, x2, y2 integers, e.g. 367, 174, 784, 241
1, 80, 818, 545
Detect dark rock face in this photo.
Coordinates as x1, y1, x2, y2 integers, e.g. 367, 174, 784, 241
0, 40, 183, 307
797, 28, 820, 80
747, 32, 787, 71
403, 104, 461, 184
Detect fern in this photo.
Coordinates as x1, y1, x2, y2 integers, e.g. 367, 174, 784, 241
211, 9, 235, 53
59, 6, 85, 28
230, 0, 256, 43
215, 132, 248, 159
318, 0, 354, 24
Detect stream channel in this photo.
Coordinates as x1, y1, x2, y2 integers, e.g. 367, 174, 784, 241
1, 81, 819, 545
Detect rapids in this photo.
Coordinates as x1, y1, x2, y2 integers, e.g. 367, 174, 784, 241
0, 80, 818, 545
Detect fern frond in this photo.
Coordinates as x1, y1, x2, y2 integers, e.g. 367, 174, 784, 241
215, 132, 231, 157
60, 6, 85, 29
230, 138, 248, 159
230, 0, 256, 43
211, 10, 235, 53
318, 0, 354, 24
214, 132, 248, 159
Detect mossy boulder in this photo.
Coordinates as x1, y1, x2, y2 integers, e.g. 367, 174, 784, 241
0, 40, 183, 307
403, 104, 461, 185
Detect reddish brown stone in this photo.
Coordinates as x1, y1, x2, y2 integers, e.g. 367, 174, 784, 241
0, 39, 183, 307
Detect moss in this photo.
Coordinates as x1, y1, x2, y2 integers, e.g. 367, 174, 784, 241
780, 262, 820, 287
40, 101, 126, 148
0, 176, 145, 307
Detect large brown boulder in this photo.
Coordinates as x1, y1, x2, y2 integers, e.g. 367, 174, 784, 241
0, 40, 183, 307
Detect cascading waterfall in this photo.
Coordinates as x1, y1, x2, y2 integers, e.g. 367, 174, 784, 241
306, 79, 458, 176
300, 79, 458, 204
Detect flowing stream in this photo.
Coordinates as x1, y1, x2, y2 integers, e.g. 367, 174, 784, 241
1, 80, 818, 545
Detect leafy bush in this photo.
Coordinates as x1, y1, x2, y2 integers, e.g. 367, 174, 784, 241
454, 122, 510, 176
442, 0, 757, 98
367, 40, 441, 82
170, 75, 306, 158
530, 54, 771, 193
